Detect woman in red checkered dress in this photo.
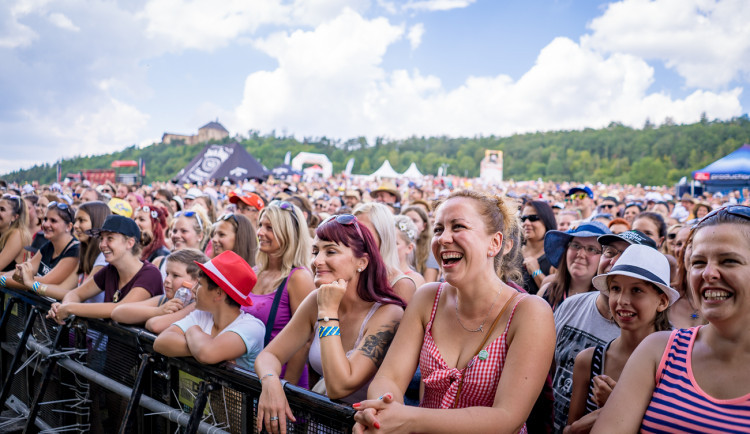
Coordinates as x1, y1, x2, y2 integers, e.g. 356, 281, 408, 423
353, 190, 556, 433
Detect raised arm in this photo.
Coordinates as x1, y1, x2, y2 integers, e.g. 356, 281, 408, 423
279, 268, 315, 384
591, 332, 670, 434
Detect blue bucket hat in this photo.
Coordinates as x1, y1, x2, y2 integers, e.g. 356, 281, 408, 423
544, 221, 611, 267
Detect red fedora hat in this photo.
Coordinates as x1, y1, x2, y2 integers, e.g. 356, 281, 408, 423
195, 251, 256, 307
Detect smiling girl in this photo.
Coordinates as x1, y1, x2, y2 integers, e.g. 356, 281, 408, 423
0, 194, 31, 272
567, 245, 675, 432
210, 213, 257, 266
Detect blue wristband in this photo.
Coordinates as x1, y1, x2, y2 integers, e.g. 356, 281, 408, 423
0, 275, 6, 287
32, 281, 41, 293
318, 326, 341, 338
531, 269, 542, 278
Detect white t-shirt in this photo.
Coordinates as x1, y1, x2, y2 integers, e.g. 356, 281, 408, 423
173, 310, 265, 371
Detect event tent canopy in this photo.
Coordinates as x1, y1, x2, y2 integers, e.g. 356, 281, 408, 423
370, 160, 400, 178
174, 142, 267, 184
402, 162, 423, 178
693, 144, 750, 191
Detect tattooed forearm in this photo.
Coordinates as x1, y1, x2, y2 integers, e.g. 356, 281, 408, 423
358, 320, 399, 367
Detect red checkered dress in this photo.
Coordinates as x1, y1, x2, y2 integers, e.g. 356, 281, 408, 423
419, 283, 528, 432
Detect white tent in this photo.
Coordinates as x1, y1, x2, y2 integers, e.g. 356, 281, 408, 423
370, 160, 400, 178
402, 162, 423, 178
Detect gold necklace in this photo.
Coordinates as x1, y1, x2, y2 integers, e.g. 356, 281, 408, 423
455, 289, 502, 333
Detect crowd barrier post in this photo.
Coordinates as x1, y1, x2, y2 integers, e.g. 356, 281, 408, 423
0, 305, 39, 408
23, 315, 73, 434
119, 352, 151, 434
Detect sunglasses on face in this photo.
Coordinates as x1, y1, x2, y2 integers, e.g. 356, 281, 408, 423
175, 210, 204, 231
568, 241, 602, 256
570, 193, 588, 200
323, 214, 365, 239
520, 215, 541, 223
667, 233, 677, 240
599, 204, 616, 209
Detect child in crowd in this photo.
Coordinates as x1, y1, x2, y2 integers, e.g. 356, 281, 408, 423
566, 245, 676, 432
153, 250, 265, 370
112, 249, 208, 333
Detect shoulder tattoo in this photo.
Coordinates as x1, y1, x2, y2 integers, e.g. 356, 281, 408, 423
358, 320, 399, 368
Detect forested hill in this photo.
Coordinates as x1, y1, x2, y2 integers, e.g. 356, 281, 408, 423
5, 116, 750, 186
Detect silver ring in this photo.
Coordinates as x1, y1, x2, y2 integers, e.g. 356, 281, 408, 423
270, 416, 279, 421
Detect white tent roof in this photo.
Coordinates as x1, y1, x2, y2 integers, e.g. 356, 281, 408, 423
370, 160, 400, 178
402, 162, 423, 178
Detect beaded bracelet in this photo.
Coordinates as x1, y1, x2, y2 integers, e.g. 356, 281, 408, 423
531, 269, 542, 278
32, 281, 41, 293
318, 326, 341, 338
0, 275, 6, 287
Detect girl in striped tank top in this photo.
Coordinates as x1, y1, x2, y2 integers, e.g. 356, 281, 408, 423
592, 206, 750, 433
567, 245, 676, 432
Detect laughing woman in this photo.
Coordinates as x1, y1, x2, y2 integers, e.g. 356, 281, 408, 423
353, 191, 555, 434
0, 194, 31, 272
210, 213, 257, 266
1, 201, 80, 292
255, 214, 406, 433
45, 215, 163, 324
593, 206, 750, 433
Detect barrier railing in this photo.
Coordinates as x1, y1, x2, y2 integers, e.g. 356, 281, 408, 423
0, 287, 356, 433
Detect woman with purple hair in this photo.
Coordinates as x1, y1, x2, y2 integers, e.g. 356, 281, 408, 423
255, 214, 406, 433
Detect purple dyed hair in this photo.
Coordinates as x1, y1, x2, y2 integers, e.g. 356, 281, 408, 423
315, 218, 406, 308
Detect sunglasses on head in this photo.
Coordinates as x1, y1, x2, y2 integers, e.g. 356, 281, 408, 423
217, 213, 238, 224
175, 210, 204, 231
48, 201, 74, 220
520, 215, 541, 223
695, 205, 750, 228
323, 214, 365, 239
269, 200, 301, 227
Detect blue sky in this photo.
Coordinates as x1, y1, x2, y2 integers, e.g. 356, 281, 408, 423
1, 0, 748, 175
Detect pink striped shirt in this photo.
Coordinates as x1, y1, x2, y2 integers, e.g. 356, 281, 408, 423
641, 327, 750, 433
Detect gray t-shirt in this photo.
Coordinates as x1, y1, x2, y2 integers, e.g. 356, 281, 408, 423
552, 291, 619, 432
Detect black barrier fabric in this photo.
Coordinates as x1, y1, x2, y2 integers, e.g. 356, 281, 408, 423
0, 288, 355, 433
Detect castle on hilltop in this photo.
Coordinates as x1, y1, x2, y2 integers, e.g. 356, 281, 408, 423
161, 120, 229, 145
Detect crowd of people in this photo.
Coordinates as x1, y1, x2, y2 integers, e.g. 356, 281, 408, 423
0, 173, 749, 433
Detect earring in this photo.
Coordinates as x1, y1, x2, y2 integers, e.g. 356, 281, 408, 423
488, 251, 493, 257
357, 268, 362, 273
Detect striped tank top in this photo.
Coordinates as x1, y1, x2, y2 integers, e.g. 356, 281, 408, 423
641, 327, 750, 433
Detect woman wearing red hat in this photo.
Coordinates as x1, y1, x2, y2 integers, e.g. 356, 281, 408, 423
153, 250, 265, 371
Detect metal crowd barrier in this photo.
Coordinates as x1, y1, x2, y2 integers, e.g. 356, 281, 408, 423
0, 287, 355, 433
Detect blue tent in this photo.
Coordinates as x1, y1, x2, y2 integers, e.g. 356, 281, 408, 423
693, 144, 750, 192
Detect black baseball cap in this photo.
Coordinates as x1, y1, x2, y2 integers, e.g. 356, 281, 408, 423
598, 229, 657, 250
86, 215, 141, 243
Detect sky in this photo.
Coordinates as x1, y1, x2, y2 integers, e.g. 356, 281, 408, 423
1, 0, 749, 175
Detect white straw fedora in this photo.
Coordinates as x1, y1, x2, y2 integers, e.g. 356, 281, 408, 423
592, 244, 679, 305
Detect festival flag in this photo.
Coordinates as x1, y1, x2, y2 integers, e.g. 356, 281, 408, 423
56, 162, 61, 182
284, 151, 291, 166
344, 158, 355, 176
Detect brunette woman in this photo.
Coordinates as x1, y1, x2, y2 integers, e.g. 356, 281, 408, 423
255, 214, 406, 432
520, 200, 557, 294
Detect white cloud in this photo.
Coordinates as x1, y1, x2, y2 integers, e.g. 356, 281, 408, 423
403, 0, 475, 12
584, 0, 750, 89
407, 23, 424, 50
48, 12, 80, 31
236, 22, 743, 142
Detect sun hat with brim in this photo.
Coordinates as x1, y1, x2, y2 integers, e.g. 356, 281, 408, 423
372, 182, 401, 204
108, 198, 133, 218
195, 250, 256, 307
184, 187, 204, 200
86, 215, 141, 243
598, 229, 657, 250
544, 221, 611, 267
592, 244, 679, 306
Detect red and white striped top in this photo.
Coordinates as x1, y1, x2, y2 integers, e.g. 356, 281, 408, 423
419, 283, 527, 432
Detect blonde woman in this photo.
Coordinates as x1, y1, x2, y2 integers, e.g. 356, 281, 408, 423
393, 215, 425, 288
354, 202, 417, 303
402, 206, 439, 282
0, 194, 31, 272
243, 201, 315, 386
